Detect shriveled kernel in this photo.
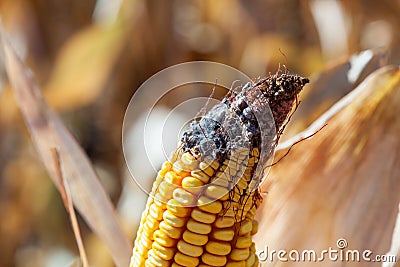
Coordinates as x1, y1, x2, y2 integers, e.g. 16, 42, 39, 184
239, 221, 253, 236
191, 169, 210, 183
163, 210, 187, 228
211, 228, 235, 241
187, 219, 212, 235
177, 240, 203, 257
167, 199, 192, 217
197, 196, 222, 214
214, 217, 235, 228
202, 253, 227, 266
205, 241, 231, 255
174, 252, 199, 267
235, 235, 252, 249
173, 188, 196, 206
230, 248, 250, 261
153, 230, 178, 247
205, 185, 229, 200
183, 230, 208, 246
159, 221, 184, 239
191, 208, 216, 224
199, 162, 215, 176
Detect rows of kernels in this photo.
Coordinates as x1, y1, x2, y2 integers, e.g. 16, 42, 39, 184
130, 161, 173, 267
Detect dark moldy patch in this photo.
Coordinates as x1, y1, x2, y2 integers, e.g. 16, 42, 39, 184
181, 73, 309, 168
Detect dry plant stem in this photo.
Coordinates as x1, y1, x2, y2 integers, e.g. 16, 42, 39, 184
52, 148, 89, 267
0, 27, 131, 266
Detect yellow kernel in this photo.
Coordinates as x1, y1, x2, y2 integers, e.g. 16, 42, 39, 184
191, 209, 216, 224
190, 169, 210, 183
165, 171, 183, 185
163, 210, 187, 228
167, 199, 192, 217
230, 248, 250, 261
159, 161, 172, 176
159, 221, 184, 239
186, 219, 212, 235
214, 217, 235, 228
205, 241, 231, 255
235, 235, 252, 249
202, 253, 227, 266
173, 188, 196, 206
171, 263, 184, 267
140, 238, 152, 250
153, 193, 167, 208
246, 253, 255, 267
182, 230, 208, 246
205, 185, 229, 200
147, 249, 170, 267
174, 252, 199, 267
199, 162, 215, 177
153, 230, 177, 247
197, 196, 222, 214
182, 177, 204, 194
173, 161, 190, 177
177, 240, 203, 257
181, 152, 198, 169
152, 242, 175, 260
149, 203, 164, 220
210, 228, 235, 241
145, 216, 160, 231
239, 221, 252, 236
158, 181, 176, 199
226, 261, 246, 267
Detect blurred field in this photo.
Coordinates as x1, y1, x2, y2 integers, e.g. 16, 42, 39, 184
0, 1, 399, 267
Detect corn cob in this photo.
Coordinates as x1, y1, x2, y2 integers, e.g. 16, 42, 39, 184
130, 73, 309, 267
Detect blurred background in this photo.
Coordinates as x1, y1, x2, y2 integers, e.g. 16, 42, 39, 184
0, 0, 399, 266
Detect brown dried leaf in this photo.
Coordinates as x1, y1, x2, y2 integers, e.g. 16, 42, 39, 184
44, 21, 127, 111
256, 66, 400, 266
1, 31, 131, 267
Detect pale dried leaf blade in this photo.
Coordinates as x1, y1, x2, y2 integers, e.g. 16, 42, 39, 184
382, 203, 400, 267
257, 66, 400, 267
0, 32, 131, 267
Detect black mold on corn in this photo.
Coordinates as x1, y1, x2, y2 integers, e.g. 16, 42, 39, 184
130, 72, 309, 267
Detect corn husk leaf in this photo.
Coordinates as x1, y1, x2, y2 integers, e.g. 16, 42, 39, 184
256, 66, 400, 266
282, 49, 388, 141
0, 31, 131, 267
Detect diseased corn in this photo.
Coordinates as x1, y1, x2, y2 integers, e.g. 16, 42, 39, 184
130, 73, 308, 266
